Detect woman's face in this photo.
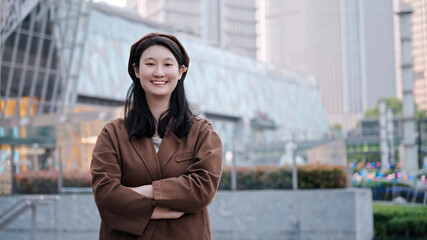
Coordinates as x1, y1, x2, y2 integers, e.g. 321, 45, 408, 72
133, 45, 185, 101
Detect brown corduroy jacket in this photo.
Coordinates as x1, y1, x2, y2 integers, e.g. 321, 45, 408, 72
90, 117, 223, 240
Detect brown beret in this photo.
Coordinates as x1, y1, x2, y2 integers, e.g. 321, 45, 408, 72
128, 32, 190, 83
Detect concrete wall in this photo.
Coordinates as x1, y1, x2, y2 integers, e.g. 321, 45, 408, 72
0, 189, 373, 240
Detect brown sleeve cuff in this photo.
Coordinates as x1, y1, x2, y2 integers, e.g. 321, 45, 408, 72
152, 180, 162, 202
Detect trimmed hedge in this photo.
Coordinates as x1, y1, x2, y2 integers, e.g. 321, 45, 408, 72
219, 165, 347, 190
14, 170, 91, 194
15, 170, 58, 194
373, 203, 427, 240
14, 165, 347, 193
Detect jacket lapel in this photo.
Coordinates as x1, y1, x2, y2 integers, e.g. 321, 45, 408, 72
157, 132, 180, 169
130, 137, 162, 181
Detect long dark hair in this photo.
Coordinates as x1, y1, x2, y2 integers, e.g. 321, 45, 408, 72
124, 32, 194, 139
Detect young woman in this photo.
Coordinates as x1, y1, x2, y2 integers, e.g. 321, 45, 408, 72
90, 32, 223, 240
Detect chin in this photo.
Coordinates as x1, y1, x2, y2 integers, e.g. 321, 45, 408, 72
151, 92, 172, 99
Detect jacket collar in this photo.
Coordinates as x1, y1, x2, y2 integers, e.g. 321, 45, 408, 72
157, 132, 181, 169
130, 137, 161, 181
130, 132, 180, 181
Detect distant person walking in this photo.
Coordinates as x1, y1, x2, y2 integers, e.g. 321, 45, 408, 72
90, 32, 223, 240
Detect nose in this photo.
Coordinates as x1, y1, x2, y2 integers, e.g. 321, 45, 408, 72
153, 66, 165, 77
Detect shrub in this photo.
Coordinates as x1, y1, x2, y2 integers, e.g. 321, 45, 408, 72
298, 165, 347, 189
219, 164, 347, 190
63, 170, 91, 188
373, 203, 427, 239
14, 170, 91, 194
16, 164, 347, 193
14, 170, 58, 194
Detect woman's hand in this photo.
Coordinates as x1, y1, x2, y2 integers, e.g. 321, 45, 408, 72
130, 185, 154, 199
151, 206, 184, 219
130, 185, 184, 219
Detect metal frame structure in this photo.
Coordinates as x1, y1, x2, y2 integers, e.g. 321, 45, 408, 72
0, 0, 93, 197
398, 7, 419, 175
1, 0, 41, 45
1, 0, 92, 129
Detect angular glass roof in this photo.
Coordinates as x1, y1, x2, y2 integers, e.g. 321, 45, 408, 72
79, 6, 329, 138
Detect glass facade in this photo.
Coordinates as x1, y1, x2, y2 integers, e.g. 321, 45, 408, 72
1, 2, 329, 194
76, 5, 330, 167
400, 0, 427, 113
80, 5, 329, 140
1, 0, 91, 125
260, 0, 396, 131
0, 0, 92, 194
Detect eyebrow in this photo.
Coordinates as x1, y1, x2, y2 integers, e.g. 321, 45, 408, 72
143, 57, 175, 61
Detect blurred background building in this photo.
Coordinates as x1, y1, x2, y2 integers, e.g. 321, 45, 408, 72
395, 0, 427, 113
1, 0, 426, 195
126, 0, 258, 58
1, 5, 426, 240
258, 0, 397, 131
0, 0, 329, 194
125, 0, 399, 132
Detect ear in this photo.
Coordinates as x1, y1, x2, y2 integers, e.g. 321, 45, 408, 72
133, 63, 140, 79
178, 65, 187, 80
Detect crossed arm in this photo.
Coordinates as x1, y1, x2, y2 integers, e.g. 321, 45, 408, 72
130, 185, 184, 219
93, 120, 222, 227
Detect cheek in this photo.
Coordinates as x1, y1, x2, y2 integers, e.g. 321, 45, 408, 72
139, 68, 151, 78
139, 79, 147, 91
166, 69, 181, 79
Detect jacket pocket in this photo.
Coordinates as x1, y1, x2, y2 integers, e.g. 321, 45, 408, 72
175, 151, 194, 162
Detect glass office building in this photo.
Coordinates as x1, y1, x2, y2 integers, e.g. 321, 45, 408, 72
0, 1, 329, 194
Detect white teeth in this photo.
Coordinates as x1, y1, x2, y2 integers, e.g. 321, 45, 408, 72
152, 81, 166, 85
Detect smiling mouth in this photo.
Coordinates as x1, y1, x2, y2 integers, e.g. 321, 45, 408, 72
151, 81, 167, 85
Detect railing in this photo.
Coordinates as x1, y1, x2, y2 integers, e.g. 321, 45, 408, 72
0, 195, 60, 240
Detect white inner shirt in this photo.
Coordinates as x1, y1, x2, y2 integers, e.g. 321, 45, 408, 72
152, 137, 162, 153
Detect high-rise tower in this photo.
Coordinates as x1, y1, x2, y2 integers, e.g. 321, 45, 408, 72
258, 0, 397, 130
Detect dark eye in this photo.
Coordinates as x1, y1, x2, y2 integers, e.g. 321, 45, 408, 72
165, 63, 173, 67
146, 63, 154, 66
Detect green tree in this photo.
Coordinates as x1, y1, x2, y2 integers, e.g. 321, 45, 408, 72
331, 124, 342, 131
417, 108, 427, 119
365, 97, 426, 119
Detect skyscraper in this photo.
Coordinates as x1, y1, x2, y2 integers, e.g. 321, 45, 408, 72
128, 0, 257, 58
397, 0, 427, 113
258, 0, 396, 130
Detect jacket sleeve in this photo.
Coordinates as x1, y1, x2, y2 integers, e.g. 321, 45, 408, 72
152, 123, 223, 213
90, 124, 155, 237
